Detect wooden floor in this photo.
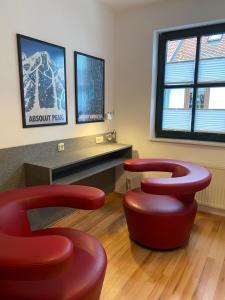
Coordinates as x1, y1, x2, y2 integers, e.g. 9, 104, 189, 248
52, 193, 225, 300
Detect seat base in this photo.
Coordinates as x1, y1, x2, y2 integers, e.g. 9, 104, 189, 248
124, 189, 197, 250
0, 228, 107, 300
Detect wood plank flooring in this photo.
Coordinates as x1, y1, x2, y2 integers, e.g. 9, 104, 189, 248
52, 193, 225, 300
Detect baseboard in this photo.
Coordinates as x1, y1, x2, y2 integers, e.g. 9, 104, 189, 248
198, 204, 225, 217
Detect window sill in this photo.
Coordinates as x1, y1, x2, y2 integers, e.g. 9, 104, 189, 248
150, 136, 225, 148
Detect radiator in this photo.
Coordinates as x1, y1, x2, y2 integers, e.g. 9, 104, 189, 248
196, 164, 225, 210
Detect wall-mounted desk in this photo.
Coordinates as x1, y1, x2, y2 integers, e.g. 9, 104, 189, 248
24, 143, 132, 186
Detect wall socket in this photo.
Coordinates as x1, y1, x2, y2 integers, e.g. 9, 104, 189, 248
57, 143, 65, 152
95, 136, 104, 144
126, 177, 132, 191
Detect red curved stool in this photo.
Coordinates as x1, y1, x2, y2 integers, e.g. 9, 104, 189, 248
123, 159, 211, 250
0, 184, 107, 300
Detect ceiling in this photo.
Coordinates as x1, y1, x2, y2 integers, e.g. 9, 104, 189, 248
98, 0, 164, 12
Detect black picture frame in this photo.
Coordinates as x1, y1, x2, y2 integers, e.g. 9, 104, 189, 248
17, 34, 68, 128
74, 51, 105, 124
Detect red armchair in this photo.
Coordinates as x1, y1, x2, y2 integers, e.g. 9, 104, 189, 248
0, 184, 107, 300
123, 159, 211, 250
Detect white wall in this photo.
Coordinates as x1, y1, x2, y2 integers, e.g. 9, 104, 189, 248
115, 0, 225, 171
0, 0, 114, 149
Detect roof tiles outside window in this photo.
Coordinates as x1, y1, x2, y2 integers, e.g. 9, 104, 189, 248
168, 34, 225, 63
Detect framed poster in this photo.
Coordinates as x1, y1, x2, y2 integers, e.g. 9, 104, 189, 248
17, 34, 68, 128
75, 51, 105, 124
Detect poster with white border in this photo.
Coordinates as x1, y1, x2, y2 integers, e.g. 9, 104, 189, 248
17, 34, 68, 128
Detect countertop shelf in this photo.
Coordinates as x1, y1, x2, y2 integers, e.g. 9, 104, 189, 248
24, 143, 132, 186
52, 157, 126, 185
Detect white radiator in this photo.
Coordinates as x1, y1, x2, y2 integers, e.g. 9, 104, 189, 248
196, 164, 225, 211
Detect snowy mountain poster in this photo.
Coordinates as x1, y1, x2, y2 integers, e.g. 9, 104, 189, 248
75, 52, 104, 124
17, 35, 67, 127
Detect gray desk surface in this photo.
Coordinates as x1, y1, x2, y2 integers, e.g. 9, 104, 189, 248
26, 143, 132, 169
53, 157, 125, 184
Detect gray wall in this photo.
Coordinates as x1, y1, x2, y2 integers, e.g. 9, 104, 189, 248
0, 134, 109, 192
0, 134, 116, 229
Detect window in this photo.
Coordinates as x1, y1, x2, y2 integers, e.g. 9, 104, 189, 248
155, 23, 225, 142
207, 34, 222, 42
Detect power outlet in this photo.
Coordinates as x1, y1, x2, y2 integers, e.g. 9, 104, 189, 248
57, 143, 65, 152
96, 136, 104, 144
126, 178, 132, 191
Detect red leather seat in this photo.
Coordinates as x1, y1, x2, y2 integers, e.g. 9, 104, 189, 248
123, 159, 211, 249
0, 185, 107, 300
